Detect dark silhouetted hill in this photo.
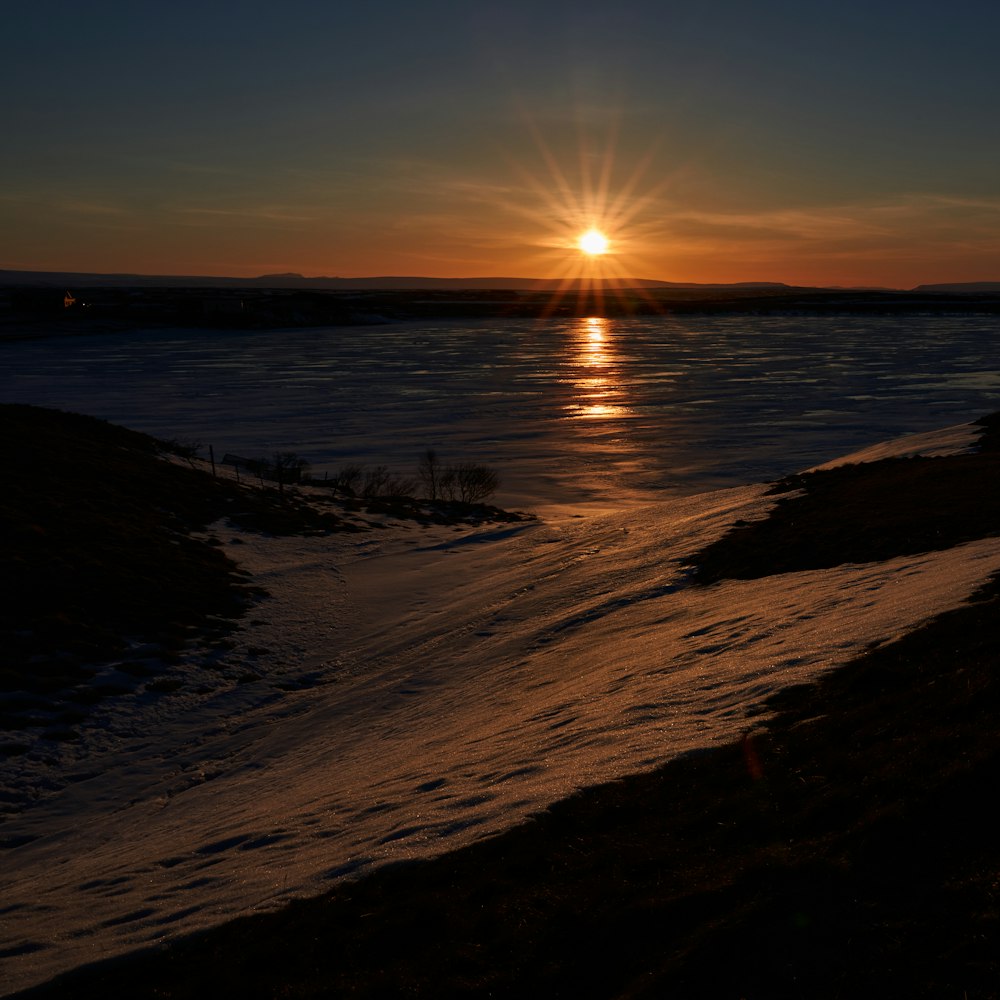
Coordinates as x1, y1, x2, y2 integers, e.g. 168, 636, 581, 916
912, 281, 1000, 293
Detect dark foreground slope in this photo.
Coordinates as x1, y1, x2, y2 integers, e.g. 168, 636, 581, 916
1, 405, 257, 741
0, 404, 357, 748
12, 415, 1000, 998
0, 405, 522, 751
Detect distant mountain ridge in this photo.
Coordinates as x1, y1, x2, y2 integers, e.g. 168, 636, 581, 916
3, 268, 998, 295
0, 268, 797, 291
913, 282, 1000, 293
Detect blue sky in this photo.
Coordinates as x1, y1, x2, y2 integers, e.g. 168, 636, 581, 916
3, 0, 999, 285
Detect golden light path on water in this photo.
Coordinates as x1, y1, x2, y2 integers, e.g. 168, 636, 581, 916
570, 316, 631, 420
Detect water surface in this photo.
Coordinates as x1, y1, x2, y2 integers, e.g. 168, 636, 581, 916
4, 314, 1000, 510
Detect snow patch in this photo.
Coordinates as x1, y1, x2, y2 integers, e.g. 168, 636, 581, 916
4, 482, 1000, 993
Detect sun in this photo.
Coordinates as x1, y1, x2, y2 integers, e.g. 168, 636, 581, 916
578, 228, 609, 256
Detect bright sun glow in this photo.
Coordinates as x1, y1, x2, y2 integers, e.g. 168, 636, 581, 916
578, 229, 609, 256
510, 122, 669, 315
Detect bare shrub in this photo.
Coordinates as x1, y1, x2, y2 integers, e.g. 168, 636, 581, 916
361, 465, 391, 498
435, 462, 499, 503
385, 475, 419, 497
453, 463, 500, 503
439, 466, 457, 500
162, 438, 201, 460
417, 448, 442, 500
270, 452, 310, 487
264, 452, 311, 493
332, 463, 364, 495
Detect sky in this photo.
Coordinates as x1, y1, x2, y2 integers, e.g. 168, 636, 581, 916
3, 0, 1000, 287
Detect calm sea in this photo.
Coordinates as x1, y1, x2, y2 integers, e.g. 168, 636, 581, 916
4, 314, 1000, 511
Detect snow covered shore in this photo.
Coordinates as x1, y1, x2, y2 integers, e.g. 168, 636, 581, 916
2, 419, 998, 995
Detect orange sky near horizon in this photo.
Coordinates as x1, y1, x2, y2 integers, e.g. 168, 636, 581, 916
3, 3, 1000, 290
6, 151, 998, 289
8, 173, 997, 290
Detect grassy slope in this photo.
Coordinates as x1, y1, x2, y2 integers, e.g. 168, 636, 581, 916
10, 413, 1000, 998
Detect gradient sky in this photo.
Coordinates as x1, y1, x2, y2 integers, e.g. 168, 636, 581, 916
3, 0, 1000, 286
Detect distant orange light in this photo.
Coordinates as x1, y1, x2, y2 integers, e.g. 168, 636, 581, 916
578, 229, 609, 255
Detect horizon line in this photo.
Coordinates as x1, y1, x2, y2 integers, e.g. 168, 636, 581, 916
4, 266, 1000, 294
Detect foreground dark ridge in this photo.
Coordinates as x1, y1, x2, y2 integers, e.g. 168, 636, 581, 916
0, 405, 259, 712
689, 412, 1000, 583
11, 417, 1000, 998
0, 404, 365, 718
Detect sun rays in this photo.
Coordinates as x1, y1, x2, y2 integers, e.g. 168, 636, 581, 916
503, 115, 674, 316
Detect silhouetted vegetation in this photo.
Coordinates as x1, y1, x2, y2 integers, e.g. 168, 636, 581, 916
415, 448, 500, 503
417, 449, 500, 504
441, 462, 500, 503
356, 464, 417, 499
317, 449, 500, 505
269, 451, 311, 491
215, 441, 501, 508
416, 447, 444, 499
329, 462, 364, 495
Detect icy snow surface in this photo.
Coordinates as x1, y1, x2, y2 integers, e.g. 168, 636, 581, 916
4, 315, 1000, 992
5, 433, 1000, 992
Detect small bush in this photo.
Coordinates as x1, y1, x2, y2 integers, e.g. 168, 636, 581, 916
331, 463, 364, 495
325, 453, 499, 504
269, 452, 310, 489
417, 448, 443, 500
361, 465, 391, 498
439, 463, 500, 504
385, 475, 419, 497
161, 438, 201, 460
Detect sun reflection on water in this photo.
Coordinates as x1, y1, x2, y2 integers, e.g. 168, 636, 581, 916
569, 317, 630, 419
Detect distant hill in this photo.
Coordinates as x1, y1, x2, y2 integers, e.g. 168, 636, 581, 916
912, 282, 1000, 293
5, 268, 999, 294
0, 268, 796, 292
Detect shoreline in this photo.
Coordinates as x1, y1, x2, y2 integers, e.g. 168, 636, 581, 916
4, 285, 1000, 343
